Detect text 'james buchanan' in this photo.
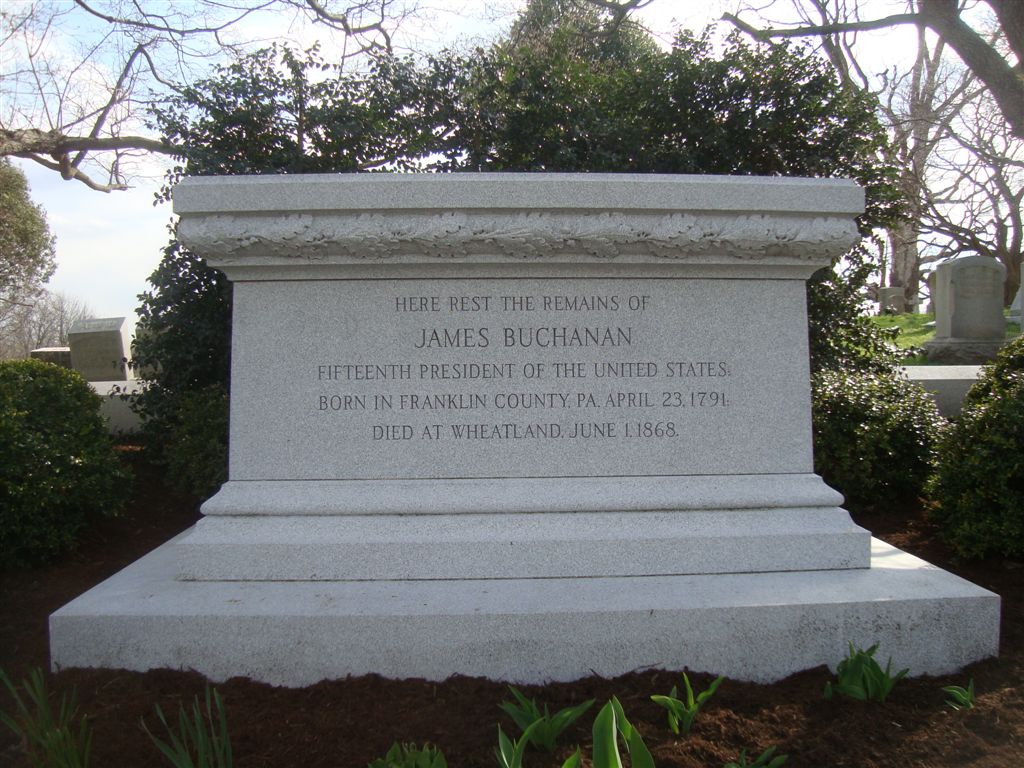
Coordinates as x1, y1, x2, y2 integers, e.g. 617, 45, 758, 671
503, 326, 633, 347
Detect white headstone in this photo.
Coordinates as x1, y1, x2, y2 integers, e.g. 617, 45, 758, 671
926, 255, 1007, 363
1010, 282, 1022, 323
67, 317, 133, 382
877, 287, 906, 314
50, 174, 999, 686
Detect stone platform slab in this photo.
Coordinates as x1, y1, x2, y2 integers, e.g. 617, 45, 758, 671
924, 338, 1006, 364
176, 508, 869, 581
50, 534, 999, 686
902, 366, 982, 417
185, 475, 868, 580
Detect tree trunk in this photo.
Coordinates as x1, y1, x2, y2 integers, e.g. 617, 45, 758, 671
1003, 254, 1021, 307
888, 219, 923, 308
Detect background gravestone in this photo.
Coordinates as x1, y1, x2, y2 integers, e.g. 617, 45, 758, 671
1010, 283, 1023, 324
29, 346, 72, 368
67, 317, 134, 382
926, 255, 1007, 363
877, 287, 905, 314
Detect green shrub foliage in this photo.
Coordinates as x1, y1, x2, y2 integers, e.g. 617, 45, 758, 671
163, 383, 229, 500
133, 240, 231, 498
812, 369, 945, 511
930, 337, 1024, 559
0, 360, 128, 567
962, 333, 1024, 406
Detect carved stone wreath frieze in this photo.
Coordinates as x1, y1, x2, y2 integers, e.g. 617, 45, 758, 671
177, 210, 861, 265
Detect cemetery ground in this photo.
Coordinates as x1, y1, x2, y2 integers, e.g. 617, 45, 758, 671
1, 448, 1021, 768
869, 313, 1021, 361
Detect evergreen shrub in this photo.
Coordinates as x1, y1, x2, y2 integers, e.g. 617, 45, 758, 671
132, 240, 232, 498
164, 382, 228, 500
811, 369, 945, 511
930, 336, 1024, 559
0, 360, 128, 567
962, 333, 1024, 406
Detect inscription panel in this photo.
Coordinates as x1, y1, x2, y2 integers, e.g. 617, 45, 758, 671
230, 278, 813, 480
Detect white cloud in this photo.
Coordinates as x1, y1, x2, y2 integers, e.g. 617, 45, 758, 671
18, 159, 169, 322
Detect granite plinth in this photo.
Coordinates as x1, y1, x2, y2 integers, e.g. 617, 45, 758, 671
177, 507, 869, 581
902, 365, 983, 417
923, 338, 1007, 364
224, 276, 816, 483
51, 535, 999, 686
186, 475, 867, 580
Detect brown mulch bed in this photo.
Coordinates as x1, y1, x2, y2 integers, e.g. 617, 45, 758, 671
1, 448, 1021, 767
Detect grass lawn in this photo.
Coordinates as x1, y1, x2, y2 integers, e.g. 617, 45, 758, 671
869, 312, 1021, 362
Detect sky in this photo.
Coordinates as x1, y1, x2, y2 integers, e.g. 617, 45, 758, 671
10, 0, 919, 324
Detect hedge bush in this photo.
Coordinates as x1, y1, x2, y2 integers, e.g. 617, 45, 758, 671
962, 333, 1024, 406
929, 336, 1024, 559
0, 360, 128, 567
163, 382, 228, 501
811, 369, 945, 512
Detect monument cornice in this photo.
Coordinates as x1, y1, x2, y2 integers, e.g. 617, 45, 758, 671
177, 210, 861, 265
173, 173, 865, 267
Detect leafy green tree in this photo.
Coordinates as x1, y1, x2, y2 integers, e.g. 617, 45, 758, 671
136, 45, 447, 496
0, 160, 56, 356
152, 44, 454, 192
132, 239, 232, 499
139, 11, 903, 491
444, 22, 901, 372
441, 0, 657, 172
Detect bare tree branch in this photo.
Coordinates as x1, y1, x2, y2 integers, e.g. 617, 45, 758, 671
2, 129, 168, 157
304, 0, 392, 49
918, 0, 1024, 140
1, 0, 420, 191
70, 43, 148, 169
722, 10, 921, 41
16, 153, 129, 192
724, 1, 1024, 139
724, 0, 1023, 306
72, 0, 266, 37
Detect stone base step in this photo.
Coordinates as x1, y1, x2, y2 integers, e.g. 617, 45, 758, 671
175, 509, 870, 580
50, 534, 999, 686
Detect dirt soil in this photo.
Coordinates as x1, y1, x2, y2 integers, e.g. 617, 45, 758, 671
1, 448, 1021, 768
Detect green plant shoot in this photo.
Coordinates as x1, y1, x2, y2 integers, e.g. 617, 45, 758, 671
590, 698, 656, 768
559, 748, 583, 768
496, 720, 542, 768
368, 742, 448, 768
723, 745, 788, 768
650, 673, 724, 735
0, 667, 92, 768
824, 643, 908, 703
142, 686, 232, 768
499, 686, 594, 751
942, 679, 976, 711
